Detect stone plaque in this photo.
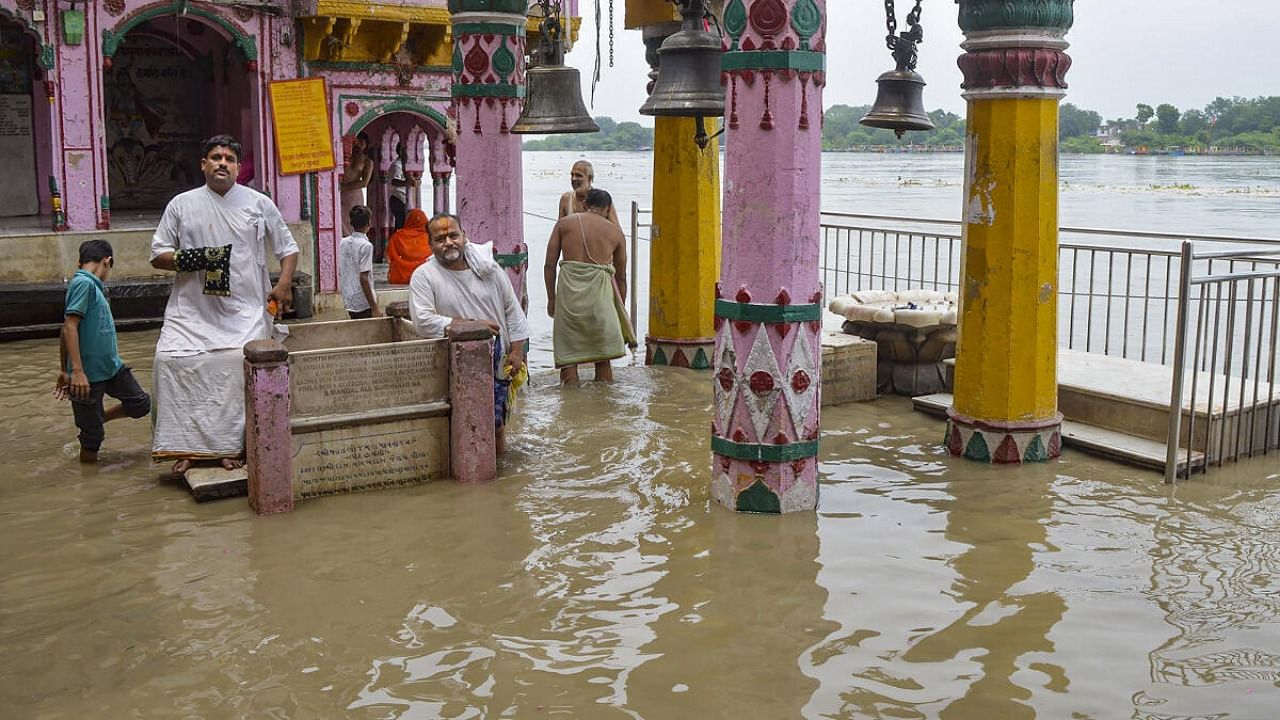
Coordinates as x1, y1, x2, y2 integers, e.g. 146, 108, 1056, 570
289, 340, 448, 418
0, 94, 37, 216
292, 417, 449, 499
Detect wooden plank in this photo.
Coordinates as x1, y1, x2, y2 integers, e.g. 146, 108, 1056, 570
185, 466, 249, 502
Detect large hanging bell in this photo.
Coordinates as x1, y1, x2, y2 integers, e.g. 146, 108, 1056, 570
860, 68, 935, 137
512, 62, 599, 134
639, 0, 724, 117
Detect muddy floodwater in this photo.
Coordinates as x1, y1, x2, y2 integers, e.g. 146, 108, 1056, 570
4, 151, 1280, 717
3, 323, 1279, 719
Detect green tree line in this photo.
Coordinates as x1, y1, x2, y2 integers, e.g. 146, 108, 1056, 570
821, 105, 965, 149
1060, 96, 1280, 154
522, 117, 654, 151
523, 96, 1280, 154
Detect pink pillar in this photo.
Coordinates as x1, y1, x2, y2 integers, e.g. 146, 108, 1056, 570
56, 7, 107, 230
450, 6, 527, 304
244, 340, 294, 515
712, 0, 826, 514
432, 172, 452, 215
447, 321, 497, 484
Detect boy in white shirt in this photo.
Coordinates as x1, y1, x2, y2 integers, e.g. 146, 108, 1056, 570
338, 205, 381, 319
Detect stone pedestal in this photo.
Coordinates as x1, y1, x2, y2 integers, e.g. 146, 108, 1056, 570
244, 340, 294, 515
447, 321, 497, 484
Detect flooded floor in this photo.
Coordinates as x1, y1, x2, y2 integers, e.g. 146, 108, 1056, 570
2, 328, 1279, 719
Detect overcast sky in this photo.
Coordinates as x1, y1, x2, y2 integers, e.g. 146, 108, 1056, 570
568, 1, 1280, 124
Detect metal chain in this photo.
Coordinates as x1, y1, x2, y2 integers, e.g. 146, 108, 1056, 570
906, 0, 924, 44
883, 0, 897, 51
885, 0, 924, 50
608, 0, 615, 67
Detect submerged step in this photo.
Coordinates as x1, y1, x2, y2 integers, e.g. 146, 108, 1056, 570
909, 392, 1205, 474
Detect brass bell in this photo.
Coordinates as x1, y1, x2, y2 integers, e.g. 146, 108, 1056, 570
860, 67, 935, 138
512, 10, 599, 134
638, 0, 724, 118
512, 63, 599, 134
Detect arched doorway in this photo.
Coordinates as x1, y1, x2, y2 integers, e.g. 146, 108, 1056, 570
0, 17, 49, 219
103, 14, 257, 211
350, 108, 447, 261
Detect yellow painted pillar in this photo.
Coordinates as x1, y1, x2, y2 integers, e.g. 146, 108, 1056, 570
947, 3, 1073, 463
642, 78, 721, 369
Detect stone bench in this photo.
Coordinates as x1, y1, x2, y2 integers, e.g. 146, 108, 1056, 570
829, 290, 958, 396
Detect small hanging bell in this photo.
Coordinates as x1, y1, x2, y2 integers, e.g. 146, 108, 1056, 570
512, 10, 599, 135
638, 0, 724, 118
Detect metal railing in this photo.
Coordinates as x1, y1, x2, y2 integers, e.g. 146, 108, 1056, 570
819, 212, 1280, 366
1166, 243, 1280, 483
629, 201, 651, 333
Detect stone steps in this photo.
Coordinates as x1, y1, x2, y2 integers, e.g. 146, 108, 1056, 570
912, 392, 1205, 475
941, 350, 1279, 466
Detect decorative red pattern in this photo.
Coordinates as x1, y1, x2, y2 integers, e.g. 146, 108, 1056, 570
749, 371, 775, 395
791, 370, 811, 394
718, 368, 736, 391
749, 0, 788, 38
958, 48, 1071, 90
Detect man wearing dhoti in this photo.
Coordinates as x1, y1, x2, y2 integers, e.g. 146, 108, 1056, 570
544, 188, 636, 384
408, 214, 529, 453
340, 132, 373, 237
149, 135, 299, 474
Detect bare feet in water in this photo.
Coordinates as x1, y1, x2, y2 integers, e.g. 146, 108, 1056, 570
170, 457, 244, 475
79, 448, 98, 463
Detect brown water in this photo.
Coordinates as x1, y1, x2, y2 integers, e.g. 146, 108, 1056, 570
3, 326, 1280, 719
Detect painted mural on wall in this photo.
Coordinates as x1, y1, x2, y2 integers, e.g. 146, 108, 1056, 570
0, 22, 37, 216
105, 35, 211, 210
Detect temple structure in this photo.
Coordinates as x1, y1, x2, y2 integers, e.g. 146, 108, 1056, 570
0, 0, 573, 302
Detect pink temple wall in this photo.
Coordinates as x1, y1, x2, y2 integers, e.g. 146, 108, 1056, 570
4, 0, 303, 230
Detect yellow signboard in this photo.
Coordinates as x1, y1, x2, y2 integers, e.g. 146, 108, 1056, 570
269, 78, 335, 175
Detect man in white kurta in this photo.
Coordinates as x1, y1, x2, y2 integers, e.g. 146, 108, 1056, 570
409, 214, 529, 452
150, 135, 299, 473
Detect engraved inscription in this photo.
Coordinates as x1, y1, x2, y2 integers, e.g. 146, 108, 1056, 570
289, 340, 448, 417
291, 418, 449, 499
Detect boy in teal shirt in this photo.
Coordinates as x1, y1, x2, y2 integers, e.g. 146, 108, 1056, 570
55, 239, 151, 462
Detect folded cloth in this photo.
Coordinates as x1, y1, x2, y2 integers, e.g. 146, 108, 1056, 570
553, 260, 637, 369
174, 244, 232, 296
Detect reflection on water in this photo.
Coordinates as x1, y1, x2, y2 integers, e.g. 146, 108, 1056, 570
3, 329, 1278, 718
3, 153, 1280, 716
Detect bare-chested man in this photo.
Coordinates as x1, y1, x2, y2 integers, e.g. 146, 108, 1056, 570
340, 132, 373, 235
545, 188, 635, 384
558, 160, 620, 227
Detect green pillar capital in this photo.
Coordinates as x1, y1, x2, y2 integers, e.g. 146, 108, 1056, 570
958, 0, 1074, 34
448, 0, 529, 14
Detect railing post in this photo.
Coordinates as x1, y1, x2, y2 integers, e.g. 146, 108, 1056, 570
1165, 241, 1195, 483
630, 200, 639, 333
448, 321, 497, 484
244, 339, 294, 514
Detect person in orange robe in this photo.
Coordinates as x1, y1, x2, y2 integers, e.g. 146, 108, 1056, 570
386, 208, 432, 285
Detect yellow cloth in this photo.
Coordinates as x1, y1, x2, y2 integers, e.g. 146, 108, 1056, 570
505, 362, 528, 415
553, 260, 637, 368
